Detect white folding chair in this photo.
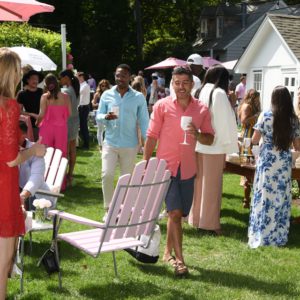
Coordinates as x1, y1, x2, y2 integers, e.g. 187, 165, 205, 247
19, 147, 68, 293
47, 158, 171, 288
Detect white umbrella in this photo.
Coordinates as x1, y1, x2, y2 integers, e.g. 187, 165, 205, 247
10, 46, 57, 71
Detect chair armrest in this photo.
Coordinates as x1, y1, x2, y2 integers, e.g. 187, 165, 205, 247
48, 210, 105, 228
36, 189, 64, 198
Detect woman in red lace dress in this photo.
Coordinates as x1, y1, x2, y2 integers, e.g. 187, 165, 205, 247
0, 48, 46, 300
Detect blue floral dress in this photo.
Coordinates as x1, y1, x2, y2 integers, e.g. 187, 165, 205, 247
248, 111, 300, 248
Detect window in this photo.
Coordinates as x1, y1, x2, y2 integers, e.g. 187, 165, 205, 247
283, 73, 297, 106
253, 70, 262, 92
201, 19, 207, 37
216, 16, 223, 38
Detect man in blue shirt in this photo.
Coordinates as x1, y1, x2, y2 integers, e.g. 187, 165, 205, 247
96, 64, 149, 211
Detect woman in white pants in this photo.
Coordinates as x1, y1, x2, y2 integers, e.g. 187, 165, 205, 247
189, 65, 238, 235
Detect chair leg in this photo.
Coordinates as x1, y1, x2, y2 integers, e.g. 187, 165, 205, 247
54, 240, 62, 289
19, 237, 24, 294
112, 251, 118, 277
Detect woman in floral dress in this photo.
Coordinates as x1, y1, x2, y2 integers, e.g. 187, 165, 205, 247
248, 86, 300, 248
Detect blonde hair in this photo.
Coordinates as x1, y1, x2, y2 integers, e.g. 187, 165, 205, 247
0, 48, 21, 98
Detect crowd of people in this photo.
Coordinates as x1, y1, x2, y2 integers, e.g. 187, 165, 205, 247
1, 46, 300, 297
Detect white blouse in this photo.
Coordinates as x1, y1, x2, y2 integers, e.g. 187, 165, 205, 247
196, 83, 238, 154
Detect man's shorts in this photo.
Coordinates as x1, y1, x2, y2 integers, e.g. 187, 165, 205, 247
165, 168, 195, 217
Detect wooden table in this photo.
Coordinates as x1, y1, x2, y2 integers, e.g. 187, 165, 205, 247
224, 160, 300, 208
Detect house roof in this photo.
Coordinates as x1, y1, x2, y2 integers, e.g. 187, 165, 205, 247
268, 14, 300, 61
194, 1, 289, 51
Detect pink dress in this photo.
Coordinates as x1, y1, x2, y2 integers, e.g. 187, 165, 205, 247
39, 105, 69, 157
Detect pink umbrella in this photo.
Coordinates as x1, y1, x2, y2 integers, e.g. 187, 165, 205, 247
145, 57, 187, 70
202, 57, 221, 68
0, 0, 54, 22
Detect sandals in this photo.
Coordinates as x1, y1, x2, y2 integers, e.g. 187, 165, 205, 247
175, 261, 189, 276
163, 255, 177, 268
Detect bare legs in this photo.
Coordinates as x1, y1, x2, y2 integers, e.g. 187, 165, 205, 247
163, 209, 184, 263
0, 237, 17, 300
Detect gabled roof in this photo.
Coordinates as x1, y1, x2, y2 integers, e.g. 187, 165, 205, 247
268, 14, 300, 61
234, 13, 300, 73
194, 1, 289, 51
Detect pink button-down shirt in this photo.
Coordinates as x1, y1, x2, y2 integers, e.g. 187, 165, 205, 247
147, 95, 214, 180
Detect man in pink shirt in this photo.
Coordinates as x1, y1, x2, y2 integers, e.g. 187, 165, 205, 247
143, 67, 214, 276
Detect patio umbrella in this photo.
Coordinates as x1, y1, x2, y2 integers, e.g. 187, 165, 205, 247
145, 57, 187, 70
0, 0, 54, 22
10, 46, 57, 71
202, 57, 222, 68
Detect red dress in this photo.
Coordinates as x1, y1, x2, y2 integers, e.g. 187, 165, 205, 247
0, 99, 25, 237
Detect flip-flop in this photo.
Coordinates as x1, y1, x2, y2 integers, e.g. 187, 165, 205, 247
163, 256, 177, 268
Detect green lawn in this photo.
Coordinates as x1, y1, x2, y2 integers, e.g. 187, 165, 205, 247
8, 143, 300, 300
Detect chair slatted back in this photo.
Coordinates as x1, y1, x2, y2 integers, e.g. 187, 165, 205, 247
45, 149, 62, 186
137, 159, 170, 236
53, 157, 68, 188
44, 147, 54, 179
144, 169, 171, 236
100, 159, 171, 251
124, 158, 160, 238
102, 174, 131, 243
112, 160, 148, 239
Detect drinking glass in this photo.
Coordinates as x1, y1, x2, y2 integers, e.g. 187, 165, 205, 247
180, 116, 192, 145
110, 105, 119, 128
243, 137, 251, 155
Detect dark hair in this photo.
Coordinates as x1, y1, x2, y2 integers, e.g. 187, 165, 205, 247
60, 69, 80, 97
116, 64, 131, 74
240, 75, 246, 82
272, 86, 298, 151
200, 64, 230, 108
77, 71, 88, 81
172, 66, 193, 81
44, 73, 60, 100
19, 120, 28, 133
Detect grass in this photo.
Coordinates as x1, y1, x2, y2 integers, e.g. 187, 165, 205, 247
7, 140, 300, 300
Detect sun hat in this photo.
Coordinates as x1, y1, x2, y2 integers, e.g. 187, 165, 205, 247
187, 54, 203, 66
22, 69, 44, 85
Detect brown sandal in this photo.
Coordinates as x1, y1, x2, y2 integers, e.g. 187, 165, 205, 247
163, 255, 177, 268
175, 262, 189, 276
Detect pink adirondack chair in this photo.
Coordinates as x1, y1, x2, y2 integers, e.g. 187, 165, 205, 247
47, 158, 171, 288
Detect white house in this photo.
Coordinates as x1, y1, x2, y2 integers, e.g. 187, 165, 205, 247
235, 14, 300, 111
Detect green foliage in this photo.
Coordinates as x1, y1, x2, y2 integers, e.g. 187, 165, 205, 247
292, 180, 300, 199
0, 22, 70, 70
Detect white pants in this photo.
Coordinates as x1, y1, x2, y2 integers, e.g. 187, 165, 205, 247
101, 144, 138, 208
97, 123, 105, 146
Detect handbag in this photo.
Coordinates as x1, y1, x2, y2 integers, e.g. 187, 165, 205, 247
124, 225, 161, 264
41, 247, 59, 274
39, 214, 59, 274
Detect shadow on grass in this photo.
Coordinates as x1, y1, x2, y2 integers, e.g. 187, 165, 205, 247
78, 280, 197, 300
192, 266, 298, 297
221, 208, 249, 223
285, 223, 300, 248
222, 192, 243, 201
